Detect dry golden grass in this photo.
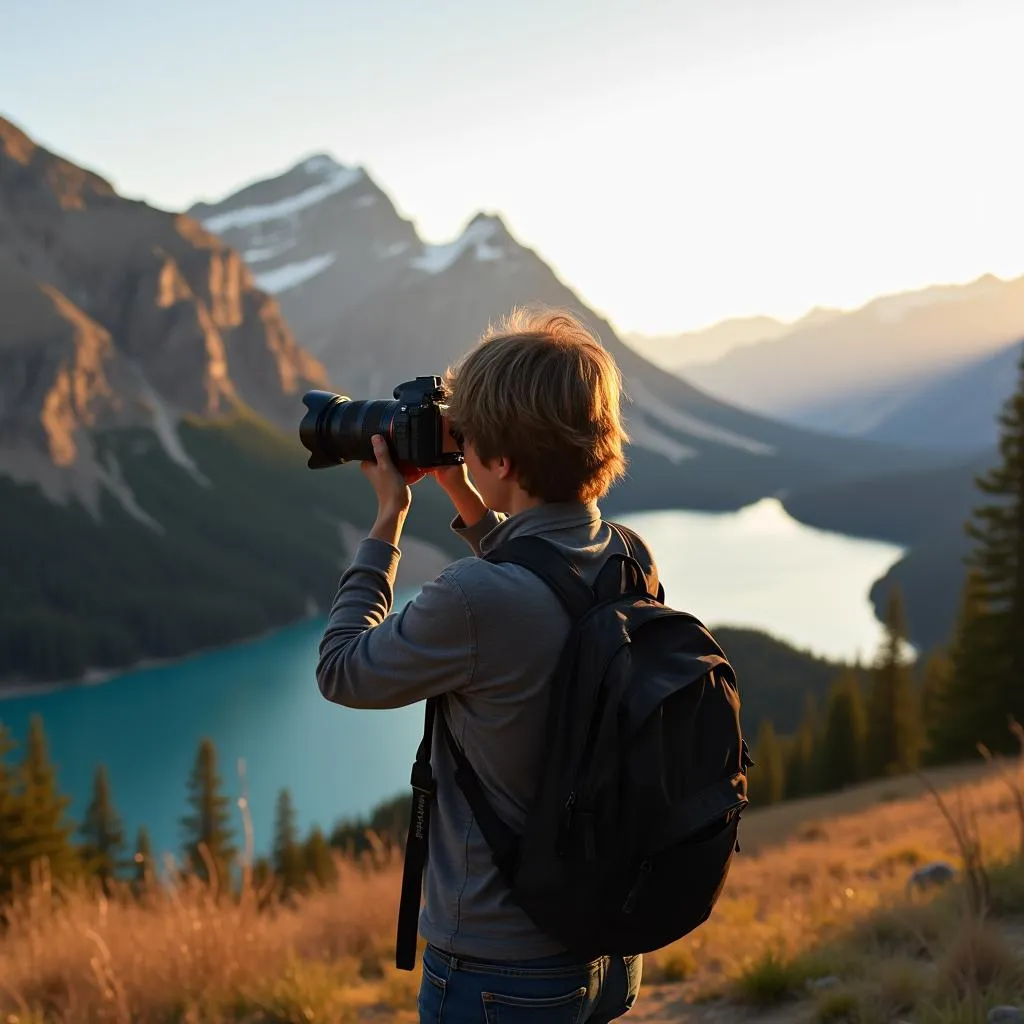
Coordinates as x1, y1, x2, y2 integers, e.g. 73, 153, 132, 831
0, 849, 416, 1024
0, 758, 1021, 1022
644, 760, 1023, 977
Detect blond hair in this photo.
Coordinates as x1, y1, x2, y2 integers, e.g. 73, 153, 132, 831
444, 307, 629, 503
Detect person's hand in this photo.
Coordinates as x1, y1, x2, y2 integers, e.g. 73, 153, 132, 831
430, 461, 488, 528
431, 462, 470, 495
361, 435, 426, 520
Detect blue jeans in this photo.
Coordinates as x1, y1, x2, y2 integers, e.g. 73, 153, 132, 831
418, 944, 642, 1023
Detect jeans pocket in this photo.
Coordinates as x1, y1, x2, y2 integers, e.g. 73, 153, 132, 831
481, 984, 588, 1024
619, 955, 643, 1014
418, 957, 448, 1023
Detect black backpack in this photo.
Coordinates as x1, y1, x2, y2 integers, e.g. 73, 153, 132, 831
395, 523, 750, 970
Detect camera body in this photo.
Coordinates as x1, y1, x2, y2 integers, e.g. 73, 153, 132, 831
389, 376, 461, 467
300, 375, 464, 470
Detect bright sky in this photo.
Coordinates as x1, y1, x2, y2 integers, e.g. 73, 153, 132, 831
4, 0, 1023, 336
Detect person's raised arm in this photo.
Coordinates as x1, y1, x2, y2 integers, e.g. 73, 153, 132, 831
432, 464, 504, 556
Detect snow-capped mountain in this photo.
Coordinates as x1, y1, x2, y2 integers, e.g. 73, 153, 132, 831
193, 155, 930, 515
189, 154, 419, 361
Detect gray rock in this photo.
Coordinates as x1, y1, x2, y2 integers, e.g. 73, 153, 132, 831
906, 860, 956, 894
806, 975, 841, 991
988, 1007, 1023, 1024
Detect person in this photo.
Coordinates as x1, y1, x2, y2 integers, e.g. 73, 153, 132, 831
316, 307, 649, 1022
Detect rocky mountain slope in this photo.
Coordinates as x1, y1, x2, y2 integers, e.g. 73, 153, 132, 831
0, 117, 459, 684
0, 116, 327, 500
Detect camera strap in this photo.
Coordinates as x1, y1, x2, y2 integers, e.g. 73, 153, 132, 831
396, 696, 438, 971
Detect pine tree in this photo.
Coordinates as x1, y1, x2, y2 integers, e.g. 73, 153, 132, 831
0, 722, 26, 897
79, 765, 126, 892
9, 715, 78, 887
748, 718, 786, 807
820, 669, 868, 790
132, 826, 155, 887
918, 647, 953, 763
180, 738, 237, 888
304, 826, 337, 889
930, 571, 1002, 760
865, 588, 921, 777
932, 345, 1024, 758
784, 694, 821, 800
271, 788, 306, 895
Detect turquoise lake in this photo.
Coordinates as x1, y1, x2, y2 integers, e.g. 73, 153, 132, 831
0, 499, 904, 862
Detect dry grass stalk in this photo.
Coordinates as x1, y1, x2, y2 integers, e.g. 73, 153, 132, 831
977, 718, 1024, 860
915, 770, 990, 917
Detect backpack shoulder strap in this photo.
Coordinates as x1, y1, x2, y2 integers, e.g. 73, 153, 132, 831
485, 536, 595, 621
607, 521, 664, 603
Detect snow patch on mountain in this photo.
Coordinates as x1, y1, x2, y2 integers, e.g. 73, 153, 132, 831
201, 164, 365, 233
626, 415, 697, 464
243, 241, 296, 264
378, 241, 412, 259
133, 369, 210, 485
412, 217, 505, 274
98, 451, 164, 533
255, 253, 337, 294
628, 379, 777, 456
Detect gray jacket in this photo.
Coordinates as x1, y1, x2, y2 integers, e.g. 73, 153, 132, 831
317, 500, 636, 959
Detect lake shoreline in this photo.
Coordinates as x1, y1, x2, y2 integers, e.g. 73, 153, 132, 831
0, 611, 326, 703
0, 585, 429, 704
1, 500, 906, 702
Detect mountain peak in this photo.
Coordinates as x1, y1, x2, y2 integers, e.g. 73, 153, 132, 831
293, 151, 365, 184
467, 210, 507, 230
411, 213, 511, 275
197, 158, 366, 235
1, 114, 116, 208
297, 152, 341, 173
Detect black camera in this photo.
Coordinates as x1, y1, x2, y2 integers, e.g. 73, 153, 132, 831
299, 376, 464, 470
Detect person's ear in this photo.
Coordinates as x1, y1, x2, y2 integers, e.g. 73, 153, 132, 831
494, 455, 515, 481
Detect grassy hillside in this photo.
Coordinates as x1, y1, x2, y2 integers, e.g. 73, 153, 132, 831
0, 758, 1019, 1023
0, 412, 463, 684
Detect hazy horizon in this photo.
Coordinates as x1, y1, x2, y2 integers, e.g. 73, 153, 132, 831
6, 0, 1023, 336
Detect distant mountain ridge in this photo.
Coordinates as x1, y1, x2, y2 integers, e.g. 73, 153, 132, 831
678, 273, 1024, 443
864, 340, 1022, 453
625, 307, 844, 372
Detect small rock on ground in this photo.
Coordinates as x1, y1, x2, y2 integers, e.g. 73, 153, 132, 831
988, 1007, 1023, 1024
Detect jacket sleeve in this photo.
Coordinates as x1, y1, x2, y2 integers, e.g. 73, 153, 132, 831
316, 538, 475, 709
451, 509, 506, 557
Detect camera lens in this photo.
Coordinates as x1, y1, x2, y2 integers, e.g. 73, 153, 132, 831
299, 391, 398, 468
